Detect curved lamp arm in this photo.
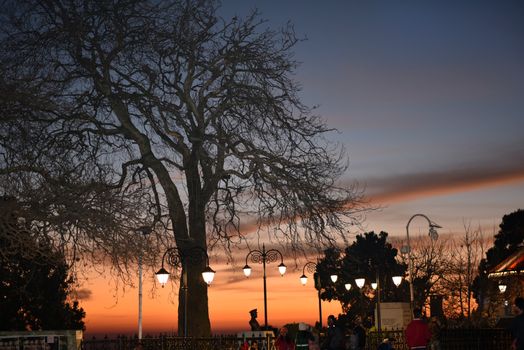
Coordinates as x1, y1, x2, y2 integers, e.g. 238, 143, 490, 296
300, 261, 318, 286
243, 245, 286, 277
156, 246, 215, 286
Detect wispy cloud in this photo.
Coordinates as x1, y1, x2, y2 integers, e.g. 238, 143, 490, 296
359, 162, 524, 204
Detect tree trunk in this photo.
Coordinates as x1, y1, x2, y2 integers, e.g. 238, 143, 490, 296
178, 262, 211, 337
175, 170, 211, 337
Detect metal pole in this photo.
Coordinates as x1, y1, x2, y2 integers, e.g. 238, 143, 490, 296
138, 252, 143, 340
406, 222, 414, 312
183, 262, 188, 337
262, 244, 268, 329
137, 227, 151, 341
376, 271, 382, 338
317, 282, 323, 329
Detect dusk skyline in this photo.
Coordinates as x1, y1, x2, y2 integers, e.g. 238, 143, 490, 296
77, 0, 524, 336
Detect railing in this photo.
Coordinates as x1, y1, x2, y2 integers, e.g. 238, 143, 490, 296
439, 328, 512, 350
365, 328, 512, 350
81, 328, 513, 350
82, 334, 273, 350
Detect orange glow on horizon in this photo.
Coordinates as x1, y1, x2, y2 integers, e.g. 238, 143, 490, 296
79, 264, 342, 336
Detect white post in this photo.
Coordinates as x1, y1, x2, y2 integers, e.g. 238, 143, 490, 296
137, 226, 151, 341
138, 252, 143, 340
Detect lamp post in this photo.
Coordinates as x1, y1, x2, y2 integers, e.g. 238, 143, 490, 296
243, 244, 286, 329
155, 246, 215, 337
365, 273, 403, 338
299, 261, 324, 329
405, 214, 441, 311
136, 226, 152, 342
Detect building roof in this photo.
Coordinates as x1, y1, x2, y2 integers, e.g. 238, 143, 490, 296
488, 247, 524, 278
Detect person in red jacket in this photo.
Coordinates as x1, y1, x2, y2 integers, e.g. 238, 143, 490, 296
405, 308, 431, 350
275, 326, 295, 350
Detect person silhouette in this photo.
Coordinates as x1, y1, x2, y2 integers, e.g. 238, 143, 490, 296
249, 309, 261, 331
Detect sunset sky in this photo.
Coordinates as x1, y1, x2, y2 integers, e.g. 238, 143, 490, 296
79, 0, 524, 337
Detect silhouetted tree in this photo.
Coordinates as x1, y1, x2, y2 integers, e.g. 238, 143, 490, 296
317, 232, 407, 322
0, 197, 85, 331
0, 0, 363, 336
472, 209, 524, 315
407, 236, 449, 311
438, 223, 486, 323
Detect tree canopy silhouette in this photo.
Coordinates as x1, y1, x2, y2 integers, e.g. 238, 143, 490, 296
317, 231, 406, 321
0, 0, 363, 336
0, 197, 85, 331
473, 209, 524, 313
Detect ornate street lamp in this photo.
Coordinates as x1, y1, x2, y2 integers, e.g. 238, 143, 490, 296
155, 246, 215, 337
243, 244, 286, 329
405, 214, 441, 311
299, 261, 324, 328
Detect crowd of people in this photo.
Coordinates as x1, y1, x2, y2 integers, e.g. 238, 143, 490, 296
240, 296, 524, 350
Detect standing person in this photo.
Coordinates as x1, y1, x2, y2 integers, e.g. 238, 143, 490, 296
347, 328, 358, 350
249, 309, 261, 331
377, 338, 394, 350
428, 316, 442, 350
321, 315, 344, 350
275, 326, 295, 350
295, 322, 314, 350
511, 297, 524, 350
405, 308, 431, 350
353, 318, 366, 350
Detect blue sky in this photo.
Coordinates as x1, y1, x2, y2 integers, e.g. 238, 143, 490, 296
219, 0, 524, 237
81, 1, 524, 335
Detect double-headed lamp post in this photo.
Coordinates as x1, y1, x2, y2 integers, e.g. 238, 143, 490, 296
299, 262, 323, 329
405, 213, 441, 311
243, 244, 286, 329
155, 246, 215, 337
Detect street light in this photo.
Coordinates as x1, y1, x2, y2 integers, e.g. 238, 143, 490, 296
355, 278, 365, 289
499, 284, 507, 293
358, 274, 403, 338
405, 214, 441, 311
392, 275, 403, 287
155, 246, 215, 337
243, 244, 286, 329
299, 261, 324, 329
136, 226, 152, 342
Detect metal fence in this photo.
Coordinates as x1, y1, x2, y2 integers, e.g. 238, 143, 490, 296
81, 328, 513, 350
439, 328, 513, 350
82, 334, 271, 350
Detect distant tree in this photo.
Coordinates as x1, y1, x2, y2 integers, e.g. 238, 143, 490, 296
317, 232, 407, 322
0, 197, 85, 331
437, 223, 486, 323
0, 0, 363, 336
472, 209, 524, 315
410, 236, 450, 311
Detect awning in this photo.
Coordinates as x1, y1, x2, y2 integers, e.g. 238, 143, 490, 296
488, 247, 524, 278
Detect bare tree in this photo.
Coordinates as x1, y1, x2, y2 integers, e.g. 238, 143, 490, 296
0, 0, 363, 336
439, 222, 486, 322
397, 235, 449, 311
